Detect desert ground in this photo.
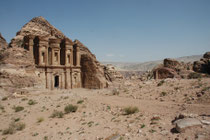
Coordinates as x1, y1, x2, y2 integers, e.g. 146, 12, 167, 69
0, 78, 210, 140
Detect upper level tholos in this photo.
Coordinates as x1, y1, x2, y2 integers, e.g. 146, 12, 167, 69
23, 35, 80, 67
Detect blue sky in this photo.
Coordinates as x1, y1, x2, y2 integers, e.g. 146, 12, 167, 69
0, 0, 210, 62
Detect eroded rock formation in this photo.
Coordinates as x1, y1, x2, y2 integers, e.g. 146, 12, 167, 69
0, 33, 8, 50
1, 16, 111, 90
153, 58, 193, 79
193, 52, 210, 74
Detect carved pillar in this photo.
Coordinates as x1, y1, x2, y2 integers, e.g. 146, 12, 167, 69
28, 35, 35, 56
49, 38, 61, 66
76, 46, 80, 66
38, 38, 48, 66
65, 38, 73, 66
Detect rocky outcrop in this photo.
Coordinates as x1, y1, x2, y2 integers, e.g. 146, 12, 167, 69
193, 52, 210, 74
103, 64, 123, 81
4, 16, 112, 89
74, 40, 109, 88
9, 16, 65, 48
153, 58, 193, 79
0, 33, 8, 50
153, 67, 180, 79
0, 47, 45, 94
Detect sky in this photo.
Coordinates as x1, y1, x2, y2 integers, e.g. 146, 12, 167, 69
0, 0, 210, 62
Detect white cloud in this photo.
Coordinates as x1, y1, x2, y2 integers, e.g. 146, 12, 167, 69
106, 53, 115, 57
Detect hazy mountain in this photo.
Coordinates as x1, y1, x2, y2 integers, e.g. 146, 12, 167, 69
102, 54, 202, 71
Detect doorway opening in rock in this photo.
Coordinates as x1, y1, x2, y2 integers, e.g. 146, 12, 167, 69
54, 76, 59, 88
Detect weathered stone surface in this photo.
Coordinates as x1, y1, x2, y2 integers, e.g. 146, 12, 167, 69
6, 16, 112, 90
0, 33, 8, 50
193, 52, 210, 74
174, 118, 202, 133
104, 64, 123, 82
164, 58, 180, 69
153, 67, 180, 79
153, 58, 194, 79
203, 52, 210, 59
10, 16, 65, 48
74, 40, 110, 89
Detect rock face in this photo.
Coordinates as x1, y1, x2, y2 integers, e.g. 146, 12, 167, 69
153, 67, 180, 79
193, 52, 210, 74
153, 58, 193, 79
103, 64, 123, 82
0, 33, 8, 50
3, 16, 111, 90
0, 47, 44, 94
74, 40, 109, 88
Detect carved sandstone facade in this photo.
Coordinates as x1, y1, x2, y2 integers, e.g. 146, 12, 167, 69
23, 35, 81, 89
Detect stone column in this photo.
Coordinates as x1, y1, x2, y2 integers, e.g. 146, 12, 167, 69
52, 49, 54, 65
38, 37, 48, 66
46, 71, 50, 89
65, 38, 73, 66
65, 69, 71, 89
28, 35, 35, 56
49, 38, 61, 66
76, 46, 80, 66
45, 47, 48, 65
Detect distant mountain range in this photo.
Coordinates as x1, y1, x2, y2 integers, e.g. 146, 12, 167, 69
102, 55, 202, 71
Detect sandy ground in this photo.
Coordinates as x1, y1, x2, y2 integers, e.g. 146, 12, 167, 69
0, 78, 210, 140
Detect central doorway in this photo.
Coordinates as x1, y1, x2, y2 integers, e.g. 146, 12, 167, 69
54, 75, 59, 88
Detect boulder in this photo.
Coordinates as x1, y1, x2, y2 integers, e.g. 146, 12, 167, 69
164, 58, 180, 69
203, 52, 210, 59
174, 118, 202, 133
153, 67, 180, 79
193, 52, 210, 74
104, 64, 123, 81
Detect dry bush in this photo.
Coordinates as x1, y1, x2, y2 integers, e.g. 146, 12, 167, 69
64, 104, 78, 113
157, 80, 165, 86
28, 99, 37, 105
13, 106, 24, 112
188, 72, 202, 79
123, 106, 139, 115
50, 110, 64, 118
77, 100, 84, 104
2, 122, 25, 135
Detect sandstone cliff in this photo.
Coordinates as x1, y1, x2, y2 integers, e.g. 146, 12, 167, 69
4, 16, 111, 89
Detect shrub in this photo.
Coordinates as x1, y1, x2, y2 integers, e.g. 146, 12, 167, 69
2, 97, 8, 101
50, 110, 64, 118
2, 127, 15, 135
188, 72, 202, 79
15, 122, 25, 131
160, 92, 167, 97
2, 122, 25, 135
77, 100, 84, 104
13, 106, 24, 112
37, 117, 44, 123
202, 86, 210, 92
112, 89, 120, 95
64, 104, 78, 113
157, 80, 164, 86
123, 106, 139, 115
141, 124, 145, 128
28, 99, 37, 105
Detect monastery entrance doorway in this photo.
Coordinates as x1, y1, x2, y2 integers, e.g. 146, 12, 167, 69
54, 75, 59, 88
